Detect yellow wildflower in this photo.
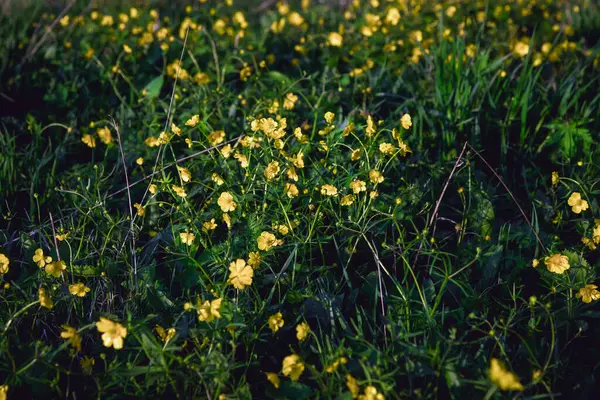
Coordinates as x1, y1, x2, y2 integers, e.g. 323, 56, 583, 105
171, 123, 182, 136
155, 325, 176, 343
266, 372, 280, 388
198, 297, 222, 322
341, 194, 355, 206
33, 248, 52, 268
39, 287, 53, 309
264, 161, 281, 181
365, 115, 376, 137
45, 260, 66, 278
350, 179, 367, 194
69, 282, 91, 297
285, 183, 299, 198
172, 185, 187, 198
80, 356, 95, 375
268, 312, 284, 333
576, 284, 600, 303
218, 192, 237, 212
208, 130, 226, 146
178, 166, 192, 183
229, 259, 253, 289
97, 127, 113, 145
347, 375, 360, 398
321, 184, 338, 196
203, 218, 217, 232
133, 203, 145, 216
284, 93, 298, 110
180, 232, 195, 246
248, 251, 262, 268
401, 114, 412, 129
351, 149, 363, 161
567, 192, 588, 214
282, 354, 304, 381
369, 170, 384, 184
324, 111, 335, 124
82, 134, 96, 148
489, 358, 524, 391
328, 32, 343, 47
96, 317, 127, 350
296, 322, 310, 341
61, 325, 82, 352
0, 385, 7, 400
358, 386, 385, 400
544, 253, 570, 274
258, 231, 280, 251
185, 114, 200, 127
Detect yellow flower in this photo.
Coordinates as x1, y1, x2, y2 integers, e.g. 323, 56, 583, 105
379, 142, 395, 155
513, 41, 529, 57
296, 322, 310, 341
284, 92, 298, 110
171, 123, 181, 136
0, 385, 7, 400
350, 179, 367, 194
544, 253, 570, 274
45, 260, 66, 278
69, 282, 91, 297
282, 354, 305, 381
218, 192, 237, 212
551, 171, 559, 185
61, 325, 82, 352
39, 287, 53, 309
369, 170, 384, 184
268, 312, 284, 333
328, 32, 343, 47
145, 136, 161, 147
148, 184, 158, 194
223, 213, 232, 229
180, 232, 195, 246
155, 325, 176, 343
401, 113, 412, 130
385, 7, 400, 25
324, 111, 335, 124
229, 259, 253, 289
208, 130, 226, 146
203, 218, 217, 232
33, 248, 52, 268
358, 385, 385, 400
346, 375, 360, 398
185, 114, 200, 127
198, 297, 222, 322
341, 194, 355, 206
133, 203, 145, 216
178, 166, 192, 183
96, 317, 128, 350
257, 231, 280, 251
321, 184, 338, 196
221, 144, 233, 158
576, 284, 600, 303
288, 11, 304, 26
489, 358, 524, 391
248, 252, 262, 268
172, 185, 187, 198
97, 127, 113, 145
532, 259, 539, 268
365, 116, 376, 137
264, 161, 281, 181
351, 149, 363, 161
82, 134, 96, 148
285, 183, 299, 198
234, 153, 249, 168
567, 192, 588, 214
265, 372, 280, 389
136, 157, 144, 165
80, 356, 95, 375
240, 64, 252, 81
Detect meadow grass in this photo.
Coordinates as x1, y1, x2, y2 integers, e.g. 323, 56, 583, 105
1, 0, 600, 398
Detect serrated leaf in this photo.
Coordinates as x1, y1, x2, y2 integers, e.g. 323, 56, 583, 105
143, 75, 164, 99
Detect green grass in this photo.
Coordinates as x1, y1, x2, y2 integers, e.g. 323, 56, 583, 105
1, 0, 600, 398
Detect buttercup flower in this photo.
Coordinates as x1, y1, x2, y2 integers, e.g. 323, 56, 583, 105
69, 282, 91, 297
544, 253, 570, 274
257, 231, 280, 251
197, 297, 222, 322
567, 192, 588, 214
268, 312, 284, 333
155, 325, 176, 343
82, 134, 96, 148
551, 171, 559, 185
178, 166, 192, 182
340, 194, 355, 206
282, 354, 304, 381
350, 179, 367, 194
97, 127, 112, 145
489, 358, 523, 391
0, 254, 9, 274
39, 287, 54, 309
203, 218, 217, 232
218, 192, 237, 212
33, 249, 52, 268
346, 375, 360, 398
328, 32, 343, 47
283, 93, 298, 110
180, 232, 195, 245
185, 114, 200, 127
96, 317, 127, 350
369, 170, 384, 184
61, 325, 82, 352
358, 386, 385, 400
45, 260, 66, 278
296, 322, 310, 341
264, 161, 281, 181
320, 184, 338, 196
285, 183, 299, 198
576, 284, 600, 303
229, 259, 253, 289
401, 113, 412, 129
208, 130, 226, 146
248, 251, 262, 268
172, 185, 187, 198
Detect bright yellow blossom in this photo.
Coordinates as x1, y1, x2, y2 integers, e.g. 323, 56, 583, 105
229, 259, 253, 289
96, 317, 127, 350
489, 358, 524, 391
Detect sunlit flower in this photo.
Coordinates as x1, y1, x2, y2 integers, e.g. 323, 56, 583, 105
197, 297, 222, 322
82, 134, 96, 148
268, 312, 284, 333
248, 251, 262, 269
264, 161, 281, 181
229, 259, 253, 289
358, 385, 385, 400
347, 375, 360, 398
97, 127, 113, 145
208, 130, 226, 146
257, 231, 280, 251
0, 385, 8, 400
149, 184, 158, 194
155, 325, 176, 343
341, 194, 355, 206
172, 185, 187, 198
39, 287, 53, 309
296, 322, 310, 341
61, 325, 82, 352
186, 114, 200, 127
401, 114, 412, 130
365, 116, 376, 137
266, 372, 280, 388
285, 183, 299, 198
282, 354, 305, 381
69, 282, 91, 297
369, 170, 384, 184
551, 171, 559, 185
203, 218, 217, 232
489, 358, 523, 391
576, 284, 600, 303
328, 32, 343, 47
379, 142, 395, 155
178, 166, 192, 183
544, 253, 570, 274
321, 184, 338, 196
180, 232, 195, 246
351, 149, 363, 161
96, 317, 127, 350
567, 192, 588, 214
45, 260, 66, 278
218, 192, 237, 212
33, 248, 52, 268
284, 92, 298, 110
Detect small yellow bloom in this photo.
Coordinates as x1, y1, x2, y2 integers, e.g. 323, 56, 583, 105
80, 356, 95, 375
39, 287, 54, 309
61, 325, 82, 352
0, 385, 7, 400
551, 171, 559, 185
265, 372, 280, 388
324, 111, 335, 124
489, 358, 524, 391
45, 260, 66, 278
285, 183, 299, 198
379, 142, 395, 155
532, 259, 539, 268
197, 297, 222, 322
264, 161, 281, 181
155, 325, 176, 343
369, 170, 384, 184
178, 166, 192, 183
136, 157, 144, 165
268, 312, 284, 333
248, 251, 262, 269
148, 184, 158, 194
203, 218, 217, 232
257, 231, 280, 251
544, 254, 570, 274
351, 148, 363, 161
576, 284, 600, 303
365, 115, 376, 137
328, 32, 343, 47
567, 192, 588, 214
358, 385, 385, 400
82, 134, 96, 148
208, 130, 226, 146
171, 123, 182, 136
229, 259, 253, 289
320, 184, 338, 196
180, 232, 195, 246
401, 113, 412, 130
133, 203, 145, 216
296, 322, 310, 341
97, 127, 113, 145
282, 354, 304, 381
218, 192, 237, 212
350, 179, 367, 194
96, 317, 127, 350
346, 375, 360, 398
284, 93, 298, 110
172, 185, 187, 198
340, 194, 355, 206
185, 114, 200, 127
33, 248, 52, 268
69, 282, 91, 297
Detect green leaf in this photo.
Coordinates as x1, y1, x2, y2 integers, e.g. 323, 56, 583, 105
143, 75, 164, 99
